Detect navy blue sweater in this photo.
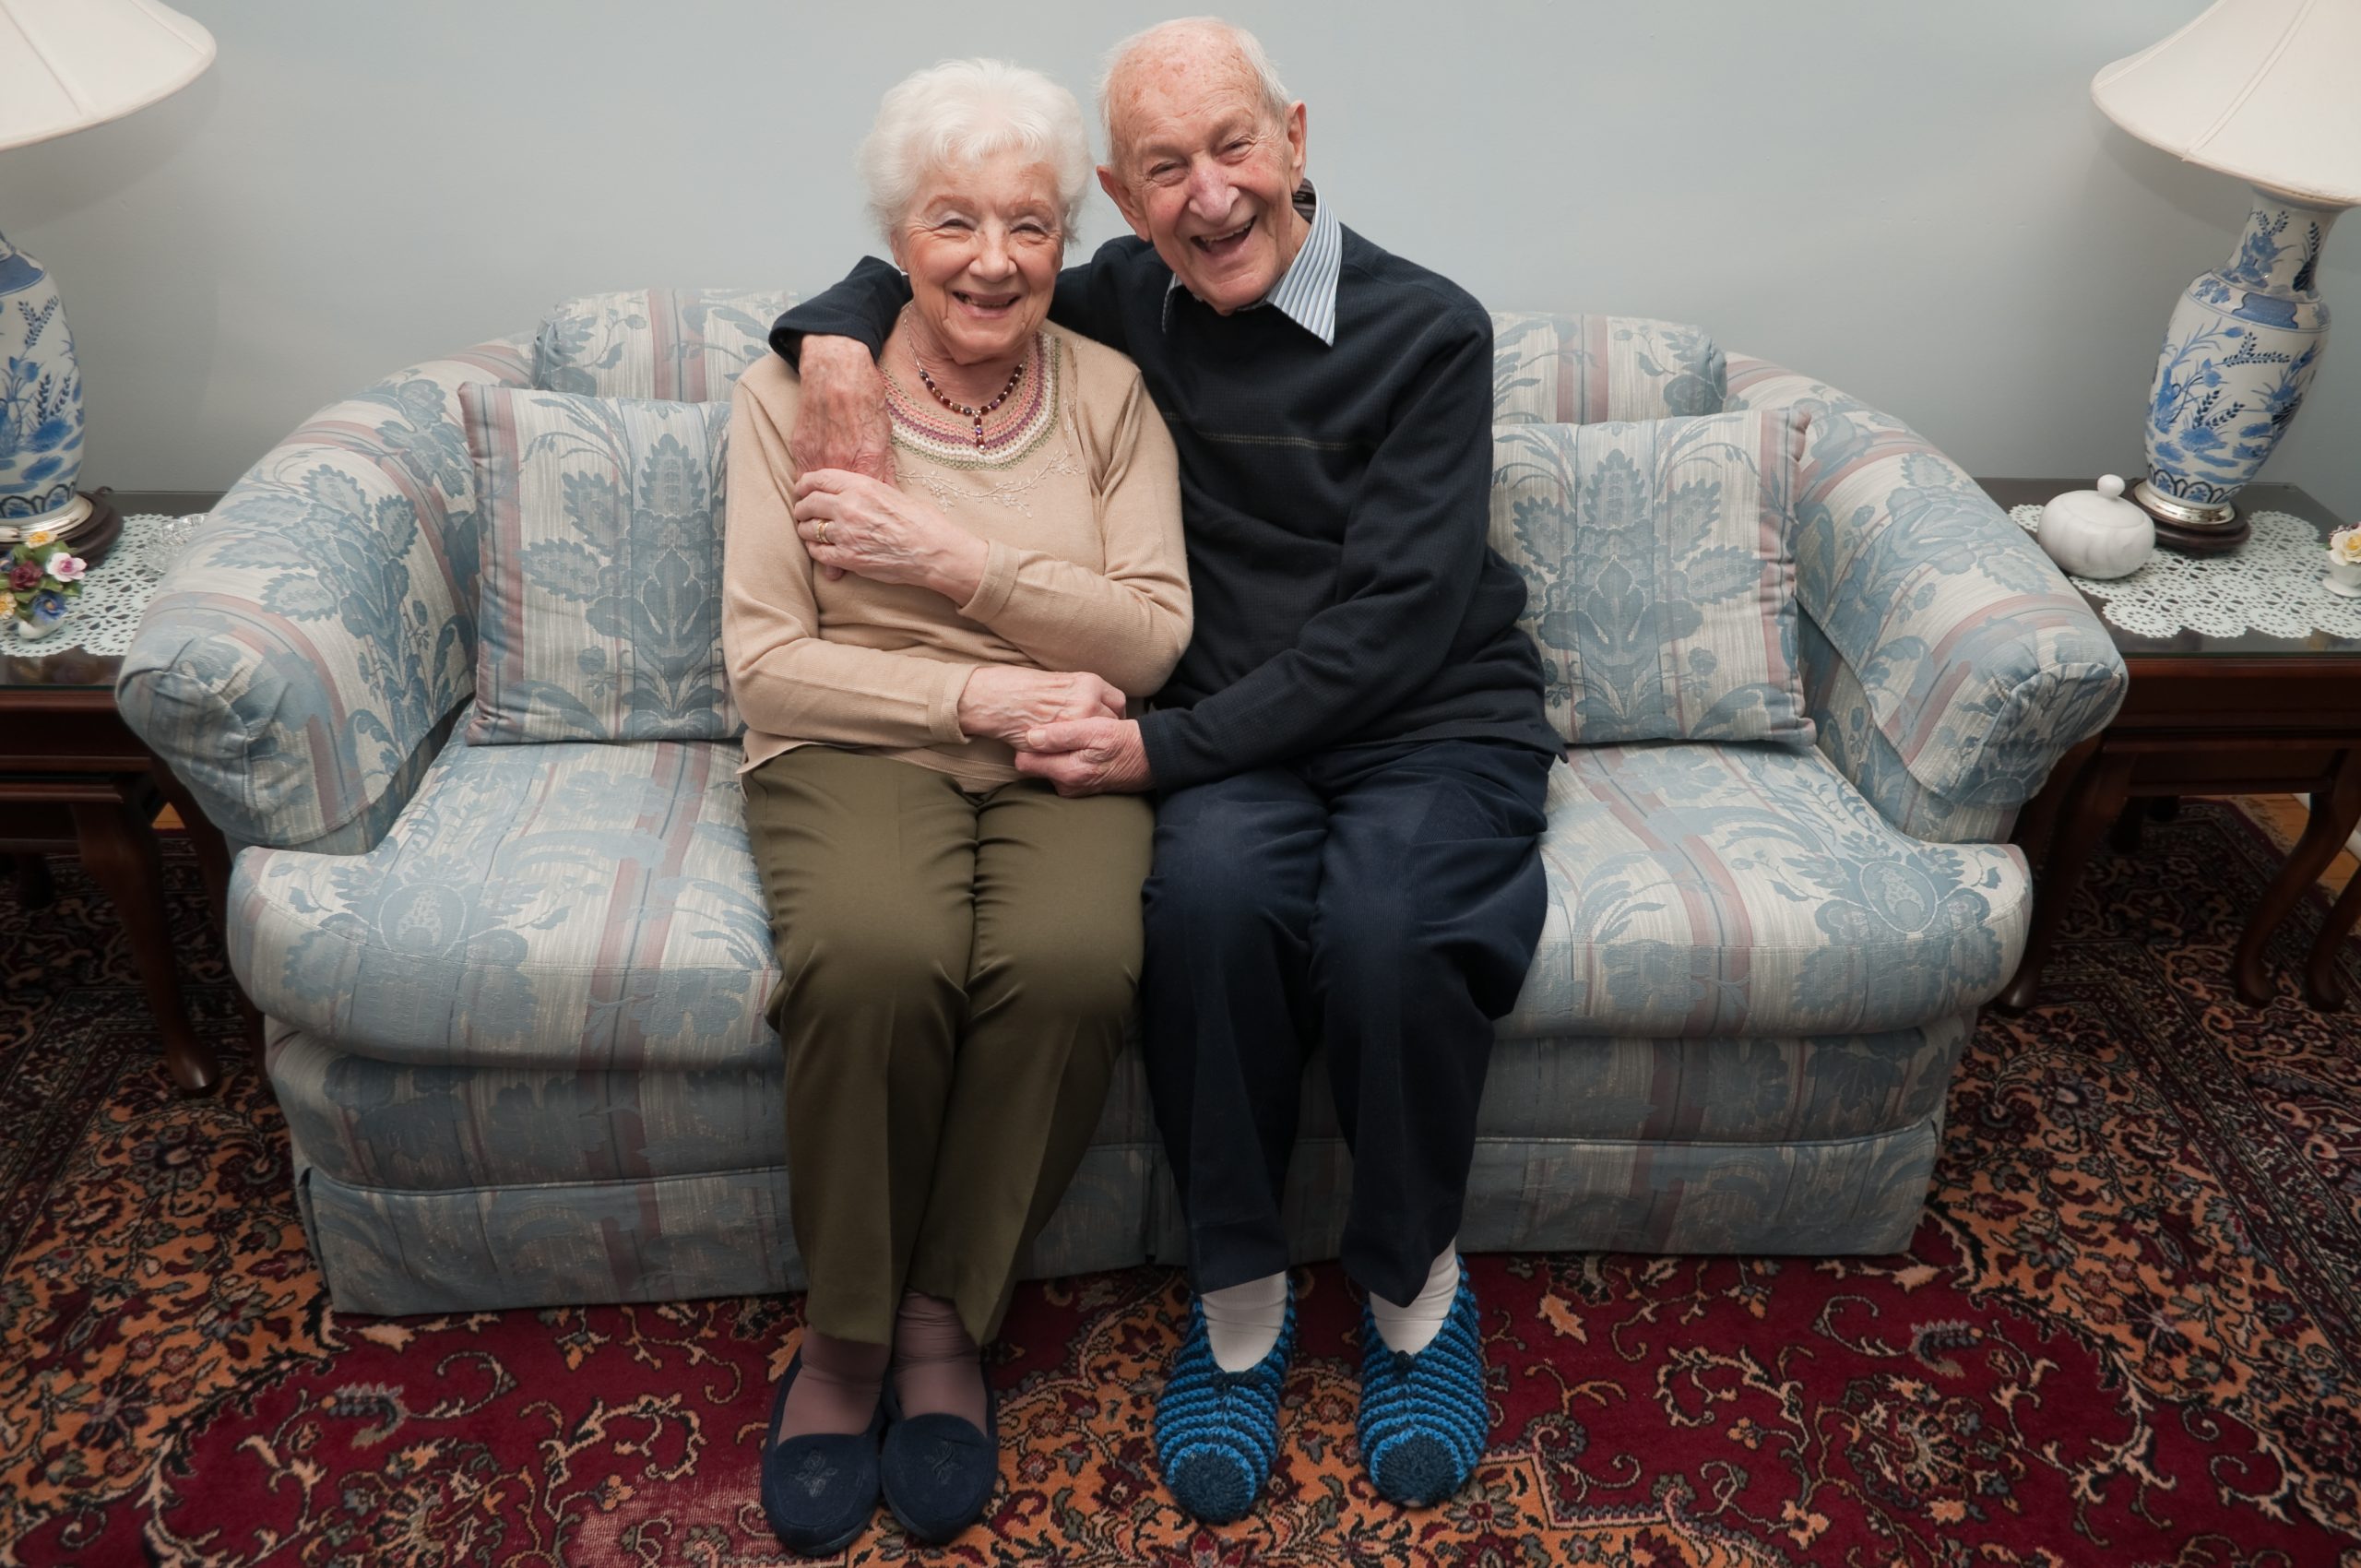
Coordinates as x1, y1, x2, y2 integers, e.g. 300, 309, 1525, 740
769, 231, 1557, 791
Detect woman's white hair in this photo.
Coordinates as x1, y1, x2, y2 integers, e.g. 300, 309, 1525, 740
856, 58, 1092, 246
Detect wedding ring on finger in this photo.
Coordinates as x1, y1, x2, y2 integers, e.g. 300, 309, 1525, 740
817, 520, 829, 545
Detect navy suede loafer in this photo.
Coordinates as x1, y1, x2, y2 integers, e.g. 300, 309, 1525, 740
880, 1374, 1000, 1544
760, 1351, 885, 1557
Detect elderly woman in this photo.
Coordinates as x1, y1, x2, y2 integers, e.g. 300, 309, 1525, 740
723, 57, 1188, 1554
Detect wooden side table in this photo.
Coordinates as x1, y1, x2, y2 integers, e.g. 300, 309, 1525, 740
2, 493, 237, 1094
1986, 479, 2361, 1013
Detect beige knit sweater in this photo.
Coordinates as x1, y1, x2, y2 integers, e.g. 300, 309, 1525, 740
723, 324, 1191, 790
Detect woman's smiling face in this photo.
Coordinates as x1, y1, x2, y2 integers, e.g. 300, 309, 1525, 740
892, 148, 1065, 367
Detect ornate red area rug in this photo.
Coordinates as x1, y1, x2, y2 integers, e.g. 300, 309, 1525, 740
4, 802, 2359, 1566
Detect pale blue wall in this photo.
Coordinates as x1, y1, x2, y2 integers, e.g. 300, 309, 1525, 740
0, 0, 2353, 519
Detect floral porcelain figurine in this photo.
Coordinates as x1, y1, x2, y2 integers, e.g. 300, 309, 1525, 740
7, 523, 88, 637
2326, 526, 2361, 600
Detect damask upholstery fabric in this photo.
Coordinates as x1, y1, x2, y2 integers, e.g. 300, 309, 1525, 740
1801, 617, 2014, 845
1725, 355, 2127, 810
230, 736, 776, 1070
291, 1140, 1171, 1317
292, 1103, 1940, 1317
1165, 1111, 1943, 1266
533, 288, 794, 403
268, 997, 1964, 1198
267, 1018, 1161, 1193
1507, 743, 2031, 1039
1490, 413, 1812, 748
120, 301, 2130, 1316
1490, 314, 1727, 424
231, 730, 2011, 1076
461, 387, 738, 744
291, 1115, 1941, 1316
274, 1002, 1964, 1313
115, 335, 537, 851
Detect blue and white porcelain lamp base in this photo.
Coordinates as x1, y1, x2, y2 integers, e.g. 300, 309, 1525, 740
0, 227, 89, 535
2137, 186, 2339, 554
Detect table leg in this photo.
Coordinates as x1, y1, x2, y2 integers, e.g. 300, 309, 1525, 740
148, 761, 233, 937
70, 792, 219, 1097
1998, 748, 2134, 1014
2011, 736, 2100, 870
10, 853, 53, 909
147, 762, 262, 1047
2235, 747, 2361, 1008
2304, 872, 2361, 1011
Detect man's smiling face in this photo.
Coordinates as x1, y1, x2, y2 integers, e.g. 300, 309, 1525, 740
1097, 41, 1309, 315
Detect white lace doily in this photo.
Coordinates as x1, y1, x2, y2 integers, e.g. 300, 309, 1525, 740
2010, 505, 2361, 641
8, 513, 197, 659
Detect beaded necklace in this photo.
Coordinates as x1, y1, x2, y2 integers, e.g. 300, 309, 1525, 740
900, 309, 1027, 451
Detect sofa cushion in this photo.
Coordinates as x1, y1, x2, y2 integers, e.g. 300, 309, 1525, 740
534, 288, 794, 402
231, 735, 777, 1070
1490, 314, 1726, 425
1503, 743, 2029, 1038
460, 386, 739, 744
1491, 410, 1813, 748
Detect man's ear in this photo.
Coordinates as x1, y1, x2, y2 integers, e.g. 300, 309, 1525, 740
1097, 164, 1153, 243
1284, 101, 1308, 189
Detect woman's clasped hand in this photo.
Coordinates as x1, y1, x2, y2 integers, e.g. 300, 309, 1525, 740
955, 665, 1126, 744
789, 468, 986, 593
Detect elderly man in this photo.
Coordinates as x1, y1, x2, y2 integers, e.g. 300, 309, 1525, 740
770, 18, 1557, 1521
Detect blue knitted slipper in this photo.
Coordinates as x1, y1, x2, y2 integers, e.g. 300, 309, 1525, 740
1357, 1263, 1489, 1507
1154, 1288, 1297, 1525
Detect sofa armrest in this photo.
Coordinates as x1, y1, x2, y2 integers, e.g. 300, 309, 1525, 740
116, 335, 534, 851
1726, 354, 2127, 823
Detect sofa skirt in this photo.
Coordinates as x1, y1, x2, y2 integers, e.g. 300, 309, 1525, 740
290, 1104, 1946, 1318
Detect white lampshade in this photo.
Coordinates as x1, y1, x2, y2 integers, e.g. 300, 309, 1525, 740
2093, 0, 2361, 208
0, 0, 215, 154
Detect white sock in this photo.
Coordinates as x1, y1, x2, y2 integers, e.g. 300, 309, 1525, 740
1370, 1242, 1461, 1356
1200, 1271, 1288, 1372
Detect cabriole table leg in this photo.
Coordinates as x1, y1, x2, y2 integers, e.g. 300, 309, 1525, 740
68, 789, 220, 1096
2234, 747, 2361, 1008
1999, 748, 2135, 1014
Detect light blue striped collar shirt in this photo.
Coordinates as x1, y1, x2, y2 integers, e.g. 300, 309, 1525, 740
1162, 180, 1341, 346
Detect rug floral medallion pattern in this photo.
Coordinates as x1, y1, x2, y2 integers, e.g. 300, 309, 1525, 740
3, 803, 2358, 1566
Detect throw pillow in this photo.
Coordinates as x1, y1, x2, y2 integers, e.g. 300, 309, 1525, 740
1489, 407, 1813, 748
533, 288, 794, 402
459, 384, 739, 744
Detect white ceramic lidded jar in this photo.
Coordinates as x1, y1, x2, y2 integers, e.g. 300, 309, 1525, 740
2038, 475, 2155, 581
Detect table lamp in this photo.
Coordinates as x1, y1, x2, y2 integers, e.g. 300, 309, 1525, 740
2093, 0, 2361, 554
0, 0, 215, 549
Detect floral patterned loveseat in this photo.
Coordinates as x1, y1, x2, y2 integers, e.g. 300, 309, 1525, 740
116, 291, 2126, 1315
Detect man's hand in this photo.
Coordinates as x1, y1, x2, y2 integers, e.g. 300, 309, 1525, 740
958, 668, 1126, 746
785, 337, 893, 583
789, 337, 894, 481
1014, 717, 1154, 797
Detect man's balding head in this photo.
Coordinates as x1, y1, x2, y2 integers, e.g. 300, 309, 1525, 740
1092, 18, 1311, 315
1097, 18, 1289, 172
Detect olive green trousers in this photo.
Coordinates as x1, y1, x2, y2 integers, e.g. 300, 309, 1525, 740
742, 746, 1153, 1346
